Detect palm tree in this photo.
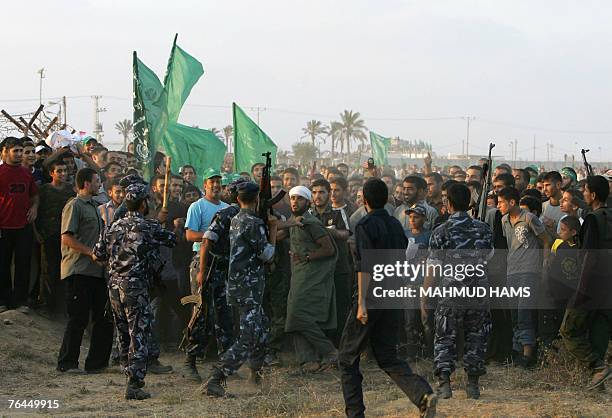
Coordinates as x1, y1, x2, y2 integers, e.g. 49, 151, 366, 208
114, 119, 133, 151
337, 110, 367, 157
222, 125, 233, 152
292, 142, 318, 166
328, 121, 343, 160
301, 120, 329, 151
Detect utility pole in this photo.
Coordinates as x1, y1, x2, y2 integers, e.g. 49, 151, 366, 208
253, 106, 266, 125
533, 135, 536, 162
62, 96, 67, 127
92, 95, 107, 141
462, 116, 475, 157
37, 68, 45, 106
461, 140, 465, 156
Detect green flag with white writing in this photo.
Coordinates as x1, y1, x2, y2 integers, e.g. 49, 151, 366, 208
133, 52, 167, 180
233, 102, 277, 173
370, 131, 390, 166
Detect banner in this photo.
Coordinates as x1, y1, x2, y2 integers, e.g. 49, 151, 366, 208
233, 102, 277, 173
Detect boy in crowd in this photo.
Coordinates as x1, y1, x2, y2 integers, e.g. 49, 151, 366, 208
36, 160, 75, 315
540, 216, 581, 347
99, 180, 125, 226
497, 187, 551, 368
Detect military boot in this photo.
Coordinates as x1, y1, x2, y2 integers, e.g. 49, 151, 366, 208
148, 358, 173, 374
465, 375, 480, 399
125, 378, 150, 400
180, 354, 202, 383
204, 367, 226, 397
436, 373, 452, 399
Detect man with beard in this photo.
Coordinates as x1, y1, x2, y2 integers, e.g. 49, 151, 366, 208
424, 173, 444, 214
394, 176, 438, 233
338, 178, 436, 418
56, 168, 113, 373
310, 179, 352, 347
285, 185, 338, 372
512, 169, 530, 194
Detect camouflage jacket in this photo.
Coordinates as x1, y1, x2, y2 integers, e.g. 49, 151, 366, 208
427, 211, 493, 297
203, 203, 240, 265
227, 208, 275, 306
94, 211, 177, 290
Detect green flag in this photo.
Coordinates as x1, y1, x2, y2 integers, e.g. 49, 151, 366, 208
163, 34, 204, 123
233, 102, 277, 173
161, 123, 226, 186
133, 52, 167, 179
370, 131, 390, 166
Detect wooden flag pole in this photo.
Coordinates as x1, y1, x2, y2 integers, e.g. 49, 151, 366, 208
162, 156, 172, 209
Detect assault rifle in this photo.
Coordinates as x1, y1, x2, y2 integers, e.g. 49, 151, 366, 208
581, 149, 594, 178
178, 256, 216, 353
476, 142, 495, 222
258, 151, 286, 223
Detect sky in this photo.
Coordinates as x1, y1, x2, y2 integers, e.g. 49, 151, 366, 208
1, 0, 612, 162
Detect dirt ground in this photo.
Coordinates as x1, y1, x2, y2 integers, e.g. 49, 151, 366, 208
0, 309, 610, 417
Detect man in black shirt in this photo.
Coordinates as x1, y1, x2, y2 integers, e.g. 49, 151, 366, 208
338, 178, 436, 418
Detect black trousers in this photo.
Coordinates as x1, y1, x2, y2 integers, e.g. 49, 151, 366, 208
0, 226, 33, 308
41, 236, 66, 315
57, 275, 113, 371
338, 306, 433, 418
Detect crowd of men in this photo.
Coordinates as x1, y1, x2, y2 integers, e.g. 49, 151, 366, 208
1, 134, 611, 416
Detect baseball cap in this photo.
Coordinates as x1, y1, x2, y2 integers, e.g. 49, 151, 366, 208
406, 203, 427, 217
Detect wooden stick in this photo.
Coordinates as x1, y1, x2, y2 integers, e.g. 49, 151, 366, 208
32, 123, 45, 139
27, 104, 44, 129
19, 117, 31, 136
1, 110, 26, 131
43, 116, 59, 136
162, 156, 172, 208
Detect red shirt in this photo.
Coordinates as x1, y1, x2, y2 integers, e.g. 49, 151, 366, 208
0, 163, 38, 229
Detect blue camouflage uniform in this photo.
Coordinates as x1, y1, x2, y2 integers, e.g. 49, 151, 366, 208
184, 203, 240, 357
94, 184, 176, 382
427, 211, 493, 378
215, 182, 275, 377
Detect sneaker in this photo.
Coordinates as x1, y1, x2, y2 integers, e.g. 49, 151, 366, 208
587, 366, 611, 391
419, 393, 437, 418
16, 306, 30, 314
147, 359, 173, 374
0, 305, 8, 314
